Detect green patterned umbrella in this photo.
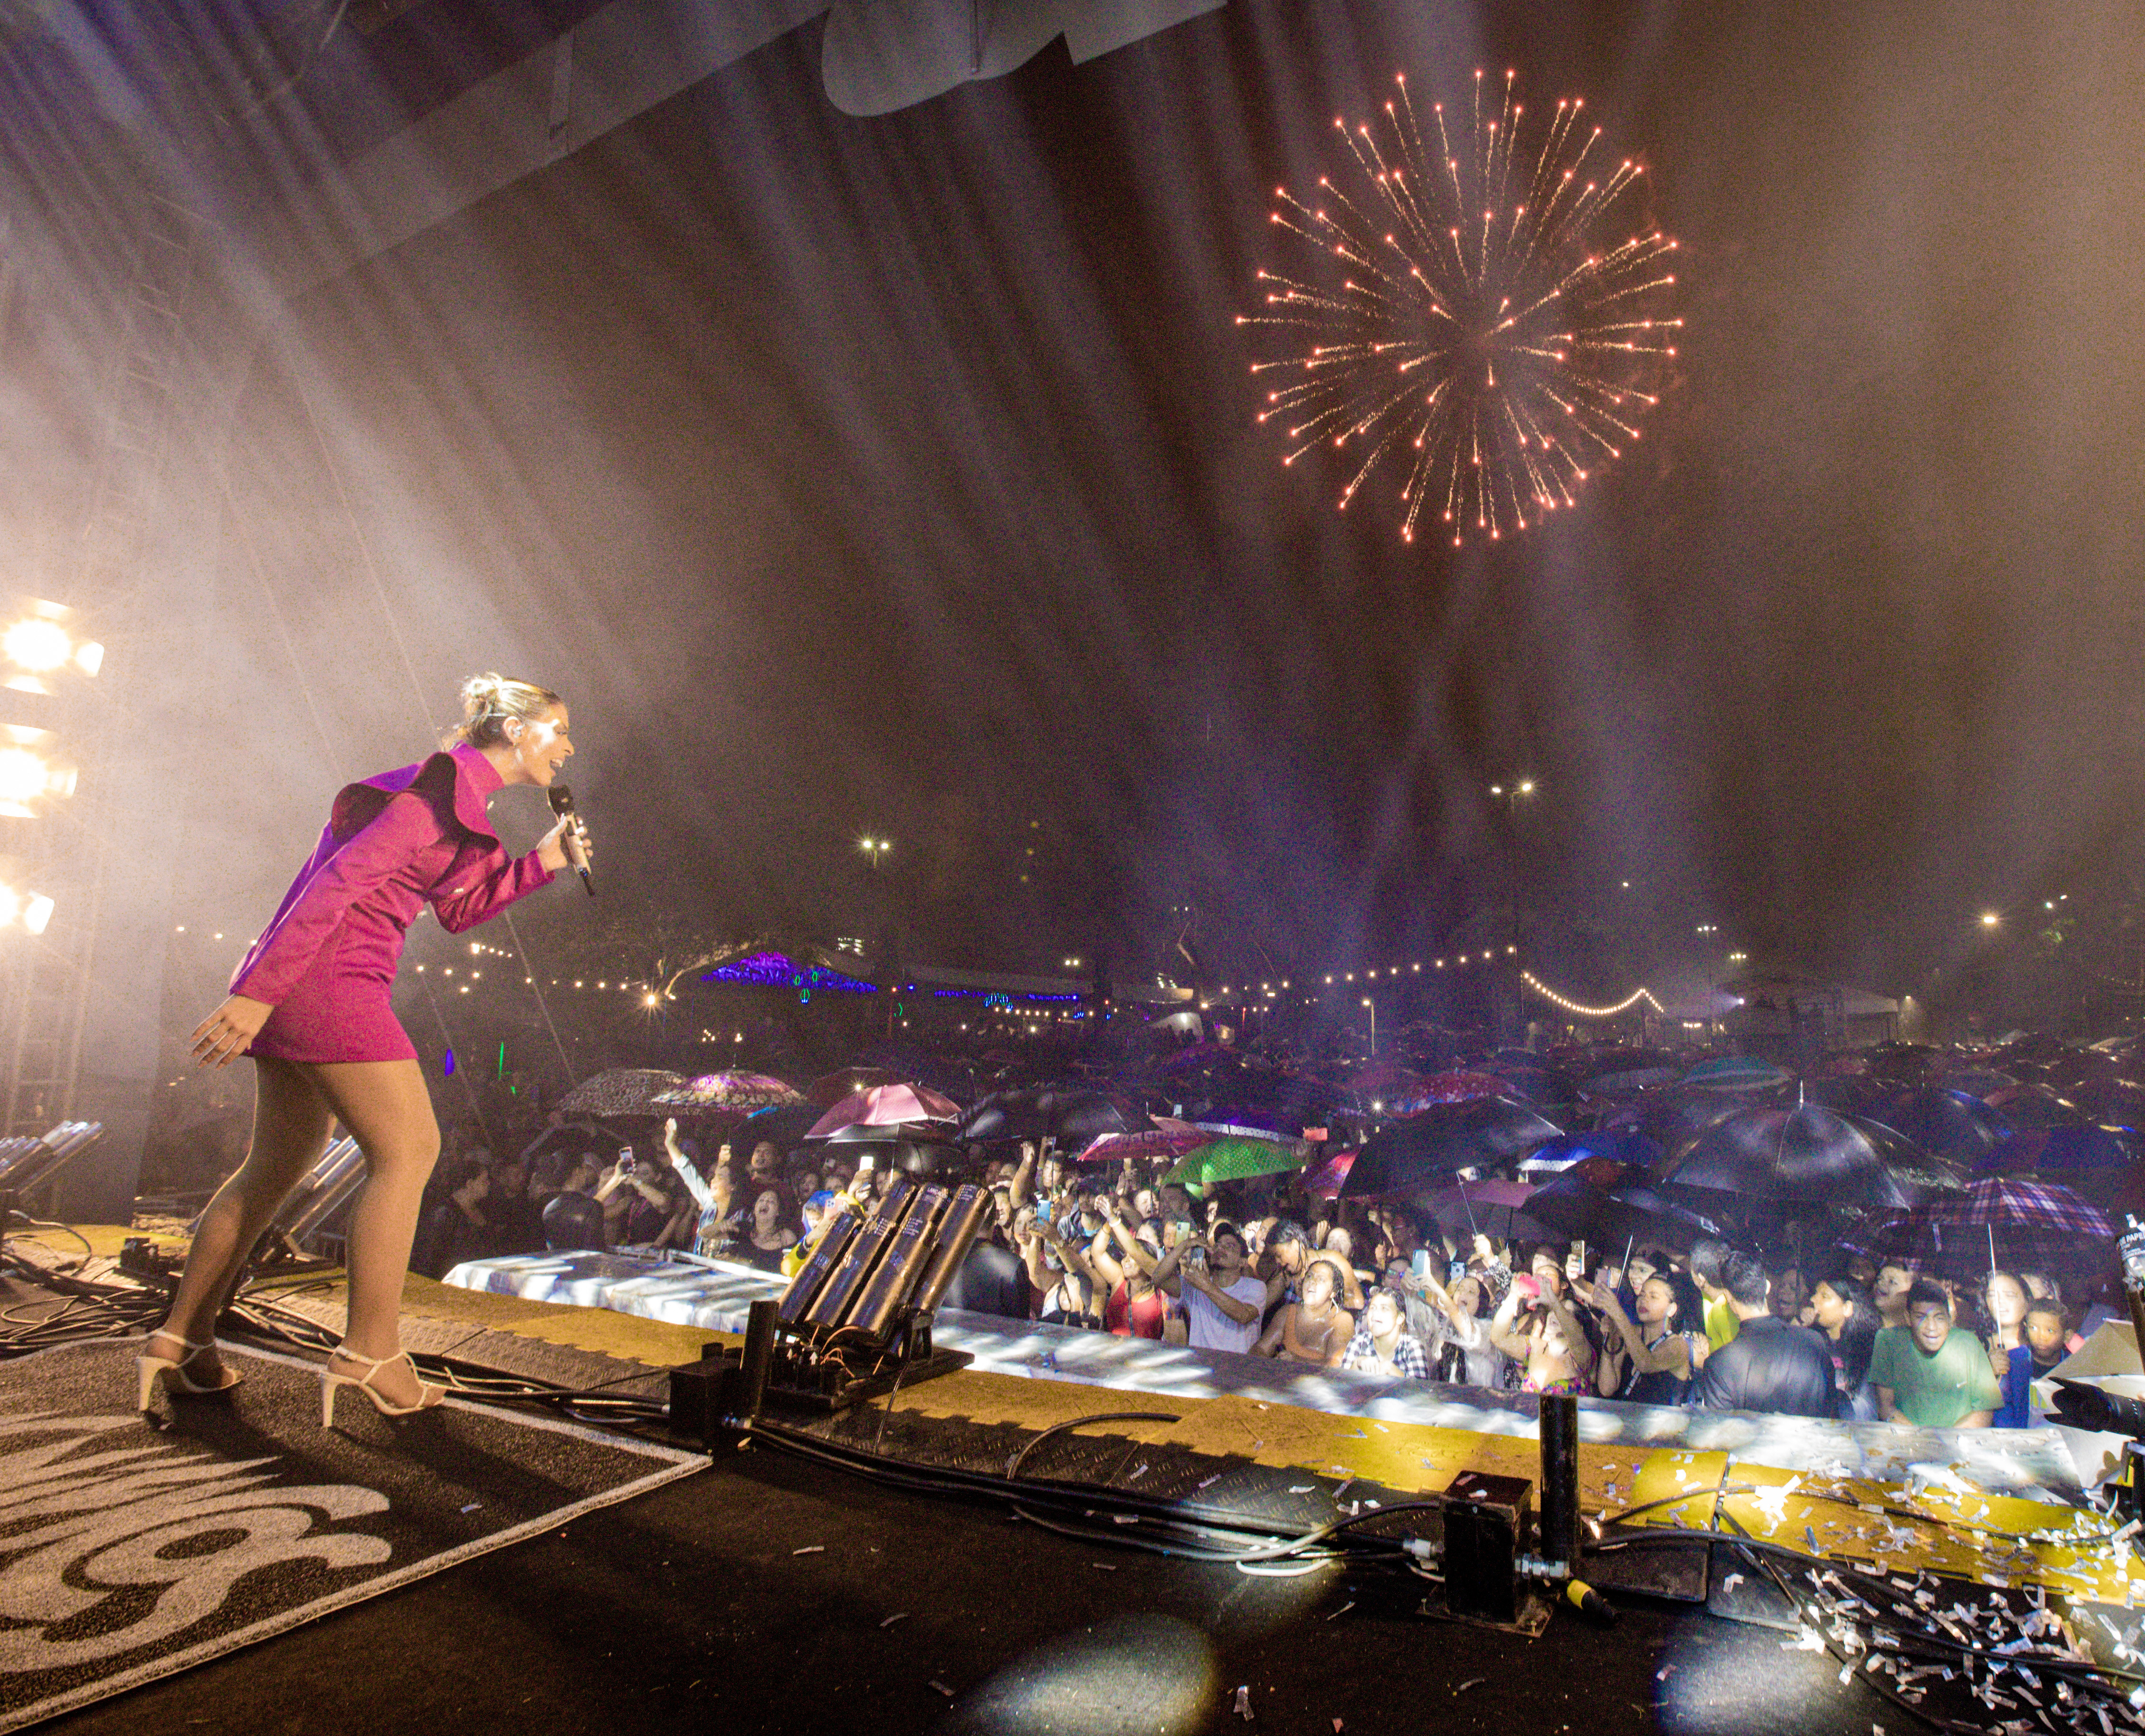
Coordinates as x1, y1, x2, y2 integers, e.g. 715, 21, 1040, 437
1159, 1134, 1306, 1190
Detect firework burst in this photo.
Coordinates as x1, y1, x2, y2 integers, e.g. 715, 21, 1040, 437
1240, 69, 1683, 547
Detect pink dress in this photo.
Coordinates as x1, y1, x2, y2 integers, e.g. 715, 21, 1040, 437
229, 743, 556, 1064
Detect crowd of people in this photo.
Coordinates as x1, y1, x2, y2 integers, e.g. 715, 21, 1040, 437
411, 1111, 2106, 1431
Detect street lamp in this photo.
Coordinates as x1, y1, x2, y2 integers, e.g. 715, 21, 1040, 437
1486, 778, 1537, 1041
859, 837, 892, 871
1979, 911, 2002, 929
1361, 995, 1376, 1055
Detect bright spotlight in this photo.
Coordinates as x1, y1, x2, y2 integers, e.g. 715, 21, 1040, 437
2, 618, 70, 673
1979, 911, 2001, 928
0, 747, 49, 806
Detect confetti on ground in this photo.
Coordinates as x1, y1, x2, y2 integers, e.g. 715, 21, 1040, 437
1456, 1677, 1487, 1694
879, 1613, 909, 1629
1232, 1684, 1255, 1721
929, 1680, 954, 1698
792, 1546, 825, 1556
1325, 1602, 1355, 1622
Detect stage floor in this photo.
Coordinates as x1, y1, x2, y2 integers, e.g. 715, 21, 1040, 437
10, 1231, 2145, 1734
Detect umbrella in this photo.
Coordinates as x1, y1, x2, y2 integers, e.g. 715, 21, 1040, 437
1599, 1085, 1750, 1161
1300, 1148, 1356, 1201
1863, 1042, 1942, 1085
1159, 1135, 1306, 1191
1935, 1068, 2020, 1101
2061, 1076, 2145, 1126
956, 1089, 1154, 1146
1681, 1055, 1793, 1091
1388, 1072, 1510, 1112
1485, 1063, 1581, 1107
805, 1083, 962, 1141
1073, 1119, 1209, 1165
1510, 1129, 1665, 1175
1976, 1124, 2142, 1175
729, 1102, 827, 1152
806, 1067, 908, 1107
1801, 1075, 1899, 1119
1350, 1059, 1426, 1096
1863, 1177, 2116, 1282
556, 1068, 688, 1117
1419, 1177, 1551, 1244
1523, 1163, 1730, 1256
1340, 1098, 1562, 1200
1982, 1084, 2090, 1132
1870, 1087, 2010, 1166
807, 1135, 962, 1177
1658, 1102, 1937, 1212
650, 1071, 804, 1111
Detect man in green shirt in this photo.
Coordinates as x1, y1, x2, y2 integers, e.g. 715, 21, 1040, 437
1868, 1279, 2000, 1429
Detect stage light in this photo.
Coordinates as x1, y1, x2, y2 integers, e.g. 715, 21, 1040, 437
1980, 911, 2001, 928
0, 601, 101, 692
644, 992, 660, 1007
2, 618, 69, 672
0, 736, 70, 816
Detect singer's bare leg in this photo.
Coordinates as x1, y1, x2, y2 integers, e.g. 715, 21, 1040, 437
305, 1058, 443, 1410
157, 1056, 442, 1409
155, 1056, 336, 1386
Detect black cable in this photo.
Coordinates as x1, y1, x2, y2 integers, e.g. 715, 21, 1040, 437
1004, 1410, 1182, 1480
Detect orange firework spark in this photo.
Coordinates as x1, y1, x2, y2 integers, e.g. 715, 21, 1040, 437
1239, 69, 1683, 547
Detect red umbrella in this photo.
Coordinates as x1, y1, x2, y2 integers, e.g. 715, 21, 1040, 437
807, 1067, 908, 1107
1350, 1059, 1426, 1097
1301, 1148, 1357, 1200
1388, 1072, 1508, 1113
806, 1083, 962, 1140
1074, 1118, 1209, 1165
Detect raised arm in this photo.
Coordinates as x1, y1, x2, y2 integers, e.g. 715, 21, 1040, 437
1572, 1278, 1689, 1379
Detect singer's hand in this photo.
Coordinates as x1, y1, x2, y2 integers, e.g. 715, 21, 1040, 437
538, 816, 592, 875
190, 995, 274, 1069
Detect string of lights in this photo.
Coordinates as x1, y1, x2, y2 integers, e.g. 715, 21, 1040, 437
1519, 970, 1662, 1019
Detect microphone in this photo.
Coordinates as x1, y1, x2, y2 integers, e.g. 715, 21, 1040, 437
547, 783, 595, 897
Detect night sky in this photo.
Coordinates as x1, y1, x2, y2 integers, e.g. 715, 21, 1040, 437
24, 0, 2145, 1014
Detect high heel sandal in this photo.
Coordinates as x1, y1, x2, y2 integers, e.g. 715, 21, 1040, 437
320, 1345, 445, 1427
137, 1331, 243, 1411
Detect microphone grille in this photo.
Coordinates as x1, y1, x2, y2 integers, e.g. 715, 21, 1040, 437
547, 783, 574, 816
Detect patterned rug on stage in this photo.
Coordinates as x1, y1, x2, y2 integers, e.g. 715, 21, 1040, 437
0, 1338, 704, 1732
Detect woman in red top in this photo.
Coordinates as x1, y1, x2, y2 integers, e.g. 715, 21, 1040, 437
142, 674, 588, 1422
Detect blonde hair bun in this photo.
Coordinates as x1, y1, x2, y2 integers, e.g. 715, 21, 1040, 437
447, 672, 563, 750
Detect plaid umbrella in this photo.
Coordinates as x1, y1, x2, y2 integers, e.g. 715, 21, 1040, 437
650, 1071, 804, 1111
556, 1068, 688, 1117
1863, 1176, 2116, 1281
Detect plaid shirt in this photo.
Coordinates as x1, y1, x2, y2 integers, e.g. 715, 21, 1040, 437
1342, 1326, 1430, 1380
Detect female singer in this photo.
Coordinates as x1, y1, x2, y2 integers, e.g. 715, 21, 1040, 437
141, 674, 590, 1424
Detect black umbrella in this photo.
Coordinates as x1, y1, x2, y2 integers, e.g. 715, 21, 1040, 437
1658, 1102, 1935, 1212
1525, 1162, 1731, 1255
730, 1103, 827, 1152
1601, 1085, 1766, 1164
1872, 1087, 2009, 1165
955, 1088, 1154, 1146
1339, 1098, 1561, 1200
813, 1136, 961, 1177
